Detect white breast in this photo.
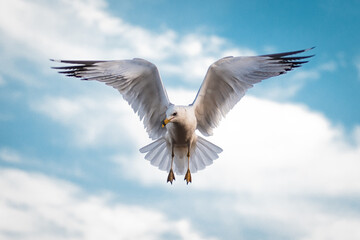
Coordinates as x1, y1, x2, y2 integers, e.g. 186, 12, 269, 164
166, 106, 197, 146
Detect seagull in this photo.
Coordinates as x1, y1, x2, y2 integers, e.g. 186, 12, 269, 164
51, 47, 314, 184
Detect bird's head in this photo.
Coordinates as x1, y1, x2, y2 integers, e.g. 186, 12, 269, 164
162, 106, 184, 128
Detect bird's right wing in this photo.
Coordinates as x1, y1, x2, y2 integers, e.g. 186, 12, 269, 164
51, 58, 171, 140
192, 48, 314, 136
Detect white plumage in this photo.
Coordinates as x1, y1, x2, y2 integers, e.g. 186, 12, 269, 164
51, 48, 314, 184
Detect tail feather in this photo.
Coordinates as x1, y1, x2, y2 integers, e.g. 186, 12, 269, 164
139, 135, 222, 175
149, 143, 167, 167
196, 141, 215, 165
140, 137, 171, 171
145, 141, 166, 162
198, 136, 223, 154
189, 136, 223, 174
191, 151, 200, 171
191, 148, 205, 172
139, 138, 164, 153
159, 155, 171, 171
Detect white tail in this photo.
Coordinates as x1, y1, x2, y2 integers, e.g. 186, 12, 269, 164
139, 135, 222, 175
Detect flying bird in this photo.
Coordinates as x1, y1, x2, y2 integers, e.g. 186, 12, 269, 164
51, 47, 314, 184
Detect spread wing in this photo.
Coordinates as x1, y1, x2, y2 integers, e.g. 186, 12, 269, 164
192, 48, 314, 136
51, 58, 171, 140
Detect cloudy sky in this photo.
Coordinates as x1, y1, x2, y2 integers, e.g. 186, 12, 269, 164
1, 0, 360, 239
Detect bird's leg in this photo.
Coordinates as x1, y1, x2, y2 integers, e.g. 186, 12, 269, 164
184, 144, 192, 184
167, 146, 175, 184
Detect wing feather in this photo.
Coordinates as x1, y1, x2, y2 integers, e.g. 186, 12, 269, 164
51, 58, 171, 139
192, 48, 314, 136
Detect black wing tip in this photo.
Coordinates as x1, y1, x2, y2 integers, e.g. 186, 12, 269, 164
50, 59, 105, 78
260, 47, 315, 58
50, 59, 93, 79
49, 59, 62, 63
262, 47, 315, 70
50, 59, 107, 65
259, 47, 315, 74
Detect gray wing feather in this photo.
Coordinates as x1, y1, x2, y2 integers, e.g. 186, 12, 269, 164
51, 58, 171, 140
192, 48, 314, 136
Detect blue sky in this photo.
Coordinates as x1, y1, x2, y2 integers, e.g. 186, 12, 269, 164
0, 0, 360, 239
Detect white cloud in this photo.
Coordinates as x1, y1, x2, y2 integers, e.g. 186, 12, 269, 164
202, 97, 359, 196
31, 92, 147, 148
254, 69, 319, 100
0, 168, 217, 240
0, 0, 253, 85
251, 59, 337, 101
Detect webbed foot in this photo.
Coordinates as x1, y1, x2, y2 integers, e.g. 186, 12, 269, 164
184, 169, 192, 184
167, 169, 175, 184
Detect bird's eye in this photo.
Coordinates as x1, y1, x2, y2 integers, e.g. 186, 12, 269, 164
172, 112, 177, 116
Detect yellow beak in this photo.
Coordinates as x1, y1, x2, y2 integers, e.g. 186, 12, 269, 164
161, 118, 171, 128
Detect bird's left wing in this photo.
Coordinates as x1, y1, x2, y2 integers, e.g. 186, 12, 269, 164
192, 48, 314, 136
51, 58, 171, 140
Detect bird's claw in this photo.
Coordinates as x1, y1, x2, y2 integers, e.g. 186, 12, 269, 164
167, 169, 175, 184
184, 169, 192, 184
